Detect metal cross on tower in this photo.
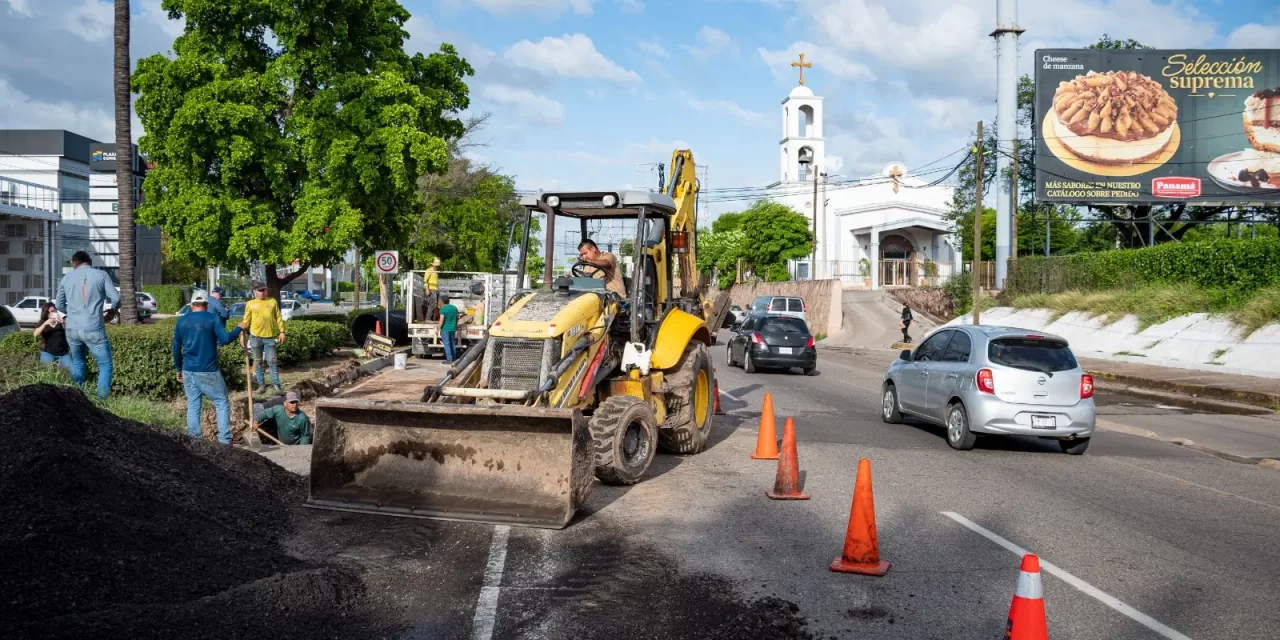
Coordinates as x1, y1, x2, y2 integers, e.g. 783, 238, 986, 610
791, 53, 813, 85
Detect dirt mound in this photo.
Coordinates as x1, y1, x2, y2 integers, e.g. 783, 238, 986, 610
0, 384, 382, 638
712, 596, 813, 640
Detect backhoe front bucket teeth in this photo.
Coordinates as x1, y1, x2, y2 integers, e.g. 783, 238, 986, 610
307, 398, 594, 529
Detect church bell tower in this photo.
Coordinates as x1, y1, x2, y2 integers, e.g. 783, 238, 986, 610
779, 53, 825, 184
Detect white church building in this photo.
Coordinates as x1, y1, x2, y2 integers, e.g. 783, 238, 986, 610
765, 70, 962, 290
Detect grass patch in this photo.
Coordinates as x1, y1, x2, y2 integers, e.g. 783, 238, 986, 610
1, 355, 184, 431
1010, 283, 1260, 331
1232, 285, 1280, 337
1113, 350, 1146, 357
1144, 339, 1163, 350
814, 333, 827, 341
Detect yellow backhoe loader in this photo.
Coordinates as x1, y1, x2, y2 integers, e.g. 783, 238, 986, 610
308, 150, 727, 528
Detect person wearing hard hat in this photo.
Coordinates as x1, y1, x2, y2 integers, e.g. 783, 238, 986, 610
425, 256, 442, 321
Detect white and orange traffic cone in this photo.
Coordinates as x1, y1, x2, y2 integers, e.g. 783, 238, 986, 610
1005, 554, 1048, 640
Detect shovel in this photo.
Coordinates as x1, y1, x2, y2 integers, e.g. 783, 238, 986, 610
244, 348, 263, 450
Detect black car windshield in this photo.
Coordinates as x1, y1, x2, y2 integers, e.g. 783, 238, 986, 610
988, 338, 1077, 373
760, 317, 808, 334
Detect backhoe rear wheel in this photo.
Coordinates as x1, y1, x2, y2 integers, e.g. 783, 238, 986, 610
658, 342, 715, 455
590, 395, 658, 485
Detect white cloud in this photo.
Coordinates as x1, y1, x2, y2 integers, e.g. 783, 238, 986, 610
482, 84, 565, 127
461, 0, 594, 17
0, 78, 115, 140
618, 0, 644, 13
138, 0, 184, 39
636, 38, 668, 58
757, 41, 875, 84
681, 26, 736, 59
684, 94, 770, 128
912, 96, 988, 131
62, 0, 112, 43
4, 0, 32, 17
1226, 23, 1280, 48
505, 34, 641, 84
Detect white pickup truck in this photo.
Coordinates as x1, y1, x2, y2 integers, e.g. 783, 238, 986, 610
404, 270, 524, 359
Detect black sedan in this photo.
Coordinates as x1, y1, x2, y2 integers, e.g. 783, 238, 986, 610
725, 314, 817, 375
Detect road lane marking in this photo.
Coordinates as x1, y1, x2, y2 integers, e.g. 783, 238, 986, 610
941, 512, 1193, 640
471, 525, 511, 640
1109, 459, 1280, 513
718, 389, 741, 402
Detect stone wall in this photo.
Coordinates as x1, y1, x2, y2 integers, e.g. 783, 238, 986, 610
728, 279, 843, 336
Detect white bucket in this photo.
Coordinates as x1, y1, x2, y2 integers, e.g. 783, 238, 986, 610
393, 353, 407, 370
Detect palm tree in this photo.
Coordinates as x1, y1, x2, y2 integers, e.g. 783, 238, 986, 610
115, 0, 137, 324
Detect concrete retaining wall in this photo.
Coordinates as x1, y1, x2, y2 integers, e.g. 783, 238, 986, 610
729, 280, 843, 336
945, 307, 1280, 379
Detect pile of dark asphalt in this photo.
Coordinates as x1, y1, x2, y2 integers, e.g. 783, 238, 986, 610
1, 384, 818, 639
0, 384, 385, 639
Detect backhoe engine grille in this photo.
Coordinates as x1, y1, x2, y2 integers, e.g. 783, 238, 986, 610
484, 337, 561, 391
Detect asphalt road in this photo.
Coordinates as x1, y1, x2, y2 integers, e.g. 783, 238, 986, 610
289, 335, 1280, 640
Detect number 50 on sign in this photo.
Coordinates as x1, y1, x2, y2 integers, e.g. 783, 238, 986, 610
374, 250, 399, 275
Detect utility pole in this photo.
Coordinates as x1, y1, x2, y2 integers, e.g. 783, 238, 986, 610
1011, 139, 1019, 261
991, 0, 1023, 291
811, 168, 819, 280
352, 247, 360, 309
821, 172, 829, 274
973, 121, 984, 326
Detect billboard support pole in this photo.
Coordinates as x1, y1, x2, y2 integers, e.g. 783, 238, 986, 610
1011, 138, 1019, 261
991, 0, 1023, 292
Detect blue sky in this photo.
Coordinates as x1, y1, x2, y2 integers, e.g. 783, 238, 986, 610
2, 0, 1278, 221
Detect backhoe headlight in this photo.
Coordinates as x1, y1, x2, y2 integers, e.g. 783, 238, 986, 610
546, 195, 560, 207
602, 194, 617, 207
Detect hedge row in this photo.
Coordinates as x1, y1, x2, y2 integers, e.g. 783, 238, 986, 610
1005, 239, 1280, 299
0, 319, 352, 400
142, 285, 187, 313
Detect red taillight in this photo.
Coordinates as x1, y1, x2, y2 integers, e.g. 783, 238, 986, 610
1081, 374, 1094, 399
806, 336, 815, 348
976, 368, 995, 394
750, 332, 764, 345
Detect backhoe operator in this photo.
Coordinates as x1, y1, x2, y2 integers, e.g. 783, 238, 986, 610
577, 239, 627, 297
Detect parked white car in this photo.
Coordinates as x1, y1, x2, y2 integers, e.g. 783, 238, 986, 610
6, 296, 51, 326
136, 292, 158, 314
280, 299, 299, 321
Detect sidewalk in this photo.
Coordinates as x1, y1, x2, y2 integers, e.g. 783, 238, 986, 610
1080, 357, 1280, 411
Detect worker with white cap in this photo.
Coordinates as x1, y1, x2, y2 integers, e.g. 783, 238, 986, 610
173, 292, 248, 444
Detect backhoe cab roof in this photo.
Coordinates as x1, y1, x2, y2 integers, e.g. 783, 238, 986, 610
520, 190, 676, 218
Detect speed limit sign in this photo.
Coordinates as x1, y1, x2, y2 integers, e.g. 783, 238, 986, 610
374, 250, 399, 275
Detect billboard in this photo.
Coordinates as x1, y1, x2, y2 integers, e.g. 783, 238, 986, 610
1034, 49, 1280, 204
88, 143, 146, 174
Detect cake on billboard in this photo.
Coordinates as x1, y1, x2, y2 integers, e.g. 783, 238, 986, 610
1035, 50, 1279, 204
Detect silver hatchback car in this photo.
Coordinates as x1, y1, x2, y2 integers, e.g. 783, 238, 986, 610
881, 325, 1095, 454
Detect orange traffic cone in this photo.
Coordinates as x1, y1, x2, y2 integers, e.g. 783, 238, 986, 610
767, 417, 809, 500
713, 369, 725, 415
1005, 554, 1048, 640
830, 458, 890, 576
375, 320, 383, 336
750, 392, 779, 460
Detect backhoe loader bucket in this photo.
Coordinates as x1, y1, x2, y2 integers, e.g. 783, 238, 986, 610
307, 398, 594, 528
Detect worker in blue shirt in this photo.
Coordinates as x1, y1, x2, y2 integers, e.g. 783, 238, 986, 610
173, 292, 247, 444
55, 251, 120, 398
207, 286, 231, 322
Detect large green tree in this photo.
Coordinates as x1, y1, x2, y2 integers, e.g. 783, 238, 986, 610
738, 200, 814, 281
132, 0, 472, 299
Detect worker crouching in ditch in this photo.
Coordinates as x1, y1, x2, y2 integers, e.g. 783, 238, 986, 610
254, 391, 312, 445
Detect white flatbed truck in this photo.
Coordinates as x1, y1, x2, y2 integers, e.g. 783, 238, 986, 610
403, 270, 525, 359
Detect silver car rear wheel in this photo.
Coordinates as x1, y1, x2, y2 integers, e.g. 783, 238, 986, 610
946, 402, 976, 450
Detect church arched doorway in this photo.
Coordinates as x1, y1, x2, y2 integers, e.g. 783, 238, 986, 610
879, 233, 917, 287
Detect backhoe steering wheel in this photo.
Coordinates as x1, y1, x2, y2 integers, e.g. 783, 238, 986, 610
571, 260, 604, 279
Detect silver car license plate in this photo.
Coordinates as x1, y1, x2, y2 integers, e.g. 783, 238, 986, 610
778, 347, 794, 355
1031, 415, 1056, 429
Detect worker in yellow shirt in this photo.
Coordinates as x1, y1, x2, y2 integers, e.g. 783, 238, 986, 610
240, 282, 286, 394
425, 256, 441, 321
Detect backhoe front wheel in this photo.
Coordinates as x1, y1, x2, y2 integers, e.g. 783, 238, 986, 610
590, 395, 658, 485
659, 342, 715, 455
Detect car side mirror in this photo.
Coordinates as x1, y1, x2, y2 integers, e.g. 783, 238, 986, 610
899, 349, 912, 361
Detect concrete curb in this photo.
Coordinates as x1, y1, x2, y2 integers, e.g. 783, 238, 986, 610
1096, 418, 1279, 470
1094, 382, 1271, 416
1088, 369, 1280, 412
